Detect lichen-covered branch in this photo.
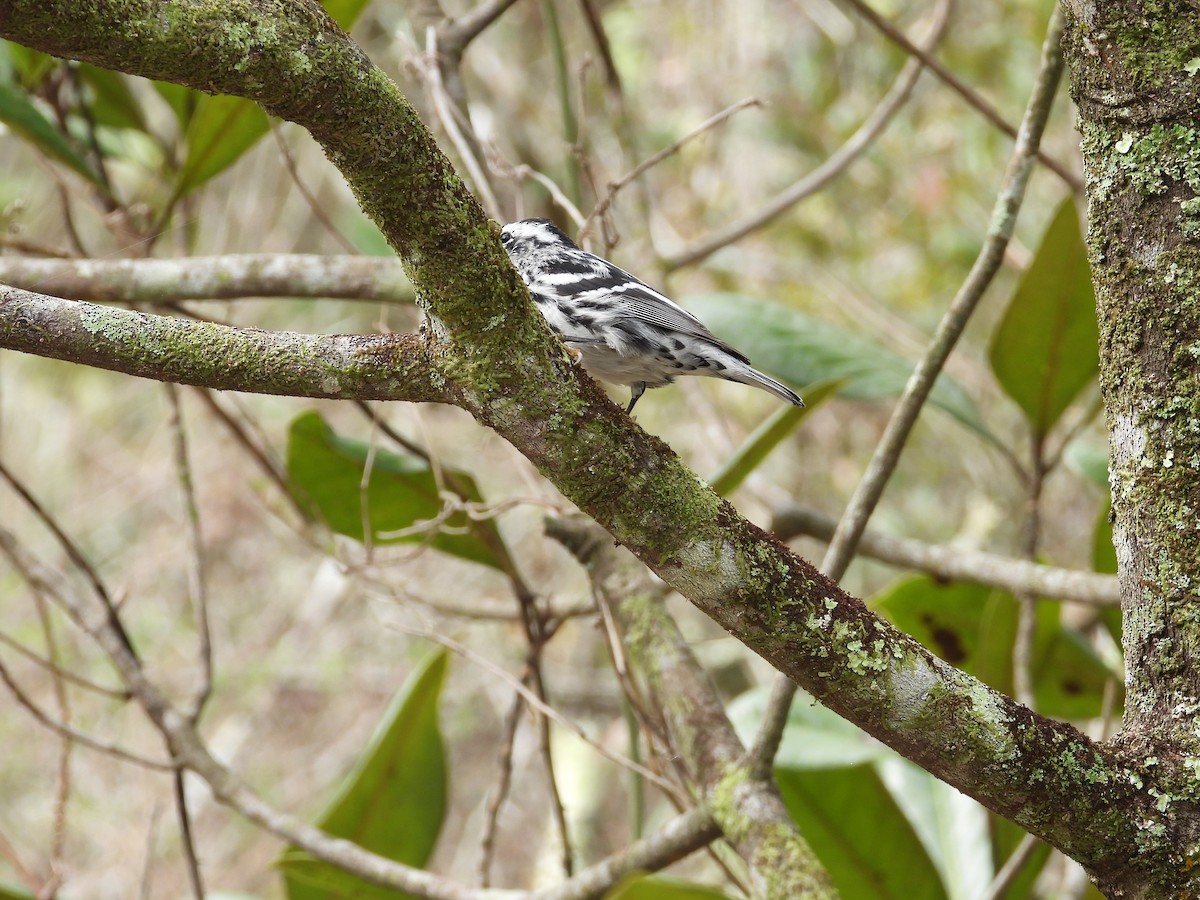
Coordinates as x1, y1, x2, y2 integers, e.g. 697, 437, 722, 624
0, 286, 449, 401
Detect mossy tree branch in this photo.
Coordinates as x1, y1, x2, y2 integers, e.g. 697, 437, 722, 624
1, 0, 1198, 893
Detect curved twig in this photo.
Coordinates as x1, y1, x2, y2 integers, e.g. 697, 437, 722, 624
664, 0, 952, 270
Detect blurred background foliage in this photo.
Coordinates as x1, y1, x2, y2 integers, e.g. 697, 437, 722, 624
0, 0, 1114, 897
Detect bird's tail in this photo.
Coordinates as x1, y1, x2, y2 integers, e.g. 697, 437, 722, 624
729, 365, 805, 407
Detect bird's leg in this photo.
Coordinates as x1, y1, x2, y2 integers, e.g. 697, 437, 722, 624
626, 383, 646, 414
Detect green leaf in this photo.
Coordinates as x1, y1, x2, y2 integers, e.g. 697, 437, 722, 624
0, 42, 55, 85
776, 764, 948, 900
732, 687, 994, 899
877, 574, 1116, 720
286, 411, 504, 569
77, 64, 145, 130
708, 378, 842, 496
875, 757, 992, 899
605, 873, 732, 899
153, 80, 197, 125
174, 93, 270, 197
1065, 438, 1109, 490
1032, 600, 1121, 720
281, 650, 449, 900
321, 0, 371, 29
0, 81, 104, 187
685, 293, 993, 441
989, 200, 1099, 437
876, 576, 1017, 694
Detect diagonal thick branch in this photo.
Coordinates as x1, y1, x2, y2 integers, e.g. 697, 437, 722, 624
0, 0, 1172, 883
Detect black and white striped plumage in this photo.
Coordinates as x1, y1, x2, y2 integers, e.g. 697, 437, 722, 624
500, 218, 804, 414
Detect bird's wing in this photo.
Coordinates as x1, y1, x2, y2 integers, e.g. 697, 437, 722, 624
539, 255, 750, 363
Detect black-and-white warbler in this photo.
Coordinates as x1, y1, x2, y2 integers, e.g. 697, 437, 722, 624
500, 218, 805, 414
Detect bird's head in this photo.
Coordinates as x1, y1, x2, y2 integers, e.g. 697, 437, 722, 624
500, 218, 579, 262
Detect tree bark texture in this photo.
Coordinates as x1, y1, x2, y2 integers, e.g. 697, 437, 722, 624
1063, 1, 1200, 895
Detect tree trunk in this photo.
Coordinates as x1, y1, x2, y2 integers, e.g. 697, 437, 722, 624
1063, 1, 1200, 894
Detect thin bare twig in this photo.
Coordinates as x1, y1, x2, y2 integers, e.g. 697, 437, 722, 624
0, 654, 169, 770
832, 0, 1080, 190
664, 0, 951, 270
389, 622, 677, 793
478, 691, 524, 886
506, 164, 586, 228
174, 770, 205, 900
0, 628, 128, 698
353, 401, 540, 608
983, 833, 1042, 900
0, 458, 138, 660
422, 28, 503, 220
271, 122, 359, 254
441, 0, 523, 51
137, 804, 164, 900
192, 389, 308, 522
747, 8, 1068, 775
547, 517, 834, 897
167, 386, 213, 722
577, 97, 762, 247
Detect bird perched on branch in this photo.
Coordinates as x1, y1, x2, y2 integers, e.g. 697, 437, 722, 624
500, 218, 804, 414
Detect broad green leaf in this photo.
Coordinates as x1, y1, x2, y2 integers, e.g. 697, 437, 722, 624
322, 0, 371, 28
286, 411, 504, 568
776, 764, 948, 900
281, 650, 449, 900
1031, 612, 1119, 720
877, 574, 1115, 720
989, 200, 1099, 437
153, 80, 197, 125
0, 82, 104, 187
876, 576, 1017, 694
875, 757, 992, 899
606, 873, 732, 899
708, 378, 842, 496
77, 64, 145, 130
174, 93, 270, 197
727, 686, 886, 770
1, 42, 55, 85
685, 293, 993, 442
